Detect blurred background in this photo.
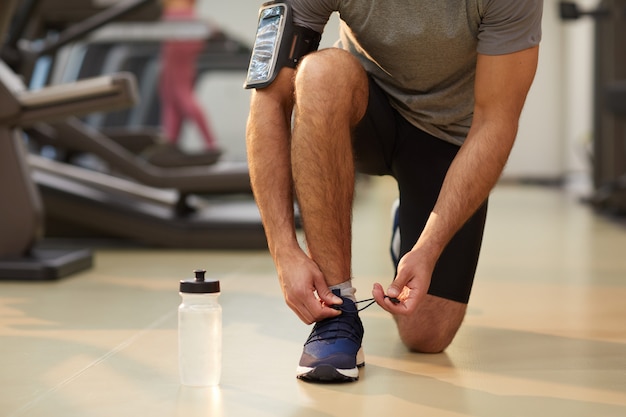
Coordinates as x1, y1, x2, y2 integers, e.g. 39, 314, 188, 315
1, 0, 625, 276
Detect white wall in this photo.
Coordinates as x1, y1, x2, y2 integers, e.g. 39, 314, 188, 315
505, 0, 595, 185
505, 0, 565, 180
197, 0, 596, 185
559, 0, 597, 193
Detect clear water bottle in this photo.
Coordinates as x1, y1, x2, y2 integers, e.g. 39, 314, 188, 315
178, 269, 222, 386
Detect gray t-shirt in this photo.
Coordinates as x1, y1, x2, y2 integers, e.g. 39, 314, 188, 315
284, 0, 543, 145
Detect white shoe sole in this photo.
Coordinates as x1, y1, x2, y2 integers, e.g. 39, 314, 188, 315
296, 347, 364, 382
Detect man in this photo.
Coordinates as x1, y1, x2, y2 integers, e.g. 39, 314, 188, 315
245, 0, 542, 383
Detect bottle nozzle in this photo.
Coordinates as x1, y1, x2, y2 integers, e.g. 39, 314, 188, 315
180, 269, 219, 293
194, 269, 206, 282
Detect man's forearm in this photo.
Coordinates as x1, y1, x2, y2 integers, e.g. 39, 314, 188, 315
414, 121, 516, 262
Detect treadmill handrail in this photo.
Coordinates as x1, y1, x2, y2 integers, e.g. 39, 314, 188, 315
14, 72, 138, 127
0, 61, 23, 119
37, 118, 252, 194
18, 73, 132, 107
29, 153, 179, 206
86, 21, 211, 43
35, 0, 157, 56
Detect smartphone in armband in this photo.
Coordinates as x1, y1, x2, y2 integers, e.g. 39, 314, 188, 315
244, 1, 321, 89
244, 2, 291, 89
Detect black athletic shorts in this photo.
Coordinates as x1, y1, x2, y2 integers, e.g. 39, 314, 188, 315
352, 77, 488, 304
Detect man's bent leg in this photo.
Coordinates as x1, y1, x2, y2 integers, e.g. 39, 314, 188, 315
292, 49, 369, 382
393, 198, 488, 353
394, 296, 467, 353
388, 109, 487, 353
291, 49, 368, 286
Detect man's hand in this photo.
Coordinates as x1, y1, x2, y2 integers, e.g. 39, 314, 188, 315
277, 251, 343, 324
372, 246, 435, 315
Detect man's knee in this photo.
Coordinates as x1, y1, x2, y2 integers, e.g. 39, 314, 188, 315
397, 326, 458, 353
296, 48, 364, 85
294, 49, 368, 123
394, 296, 467, 353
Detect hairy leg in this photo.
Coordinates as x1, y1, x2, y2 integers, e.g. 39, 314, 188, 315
291, 49, 368, 286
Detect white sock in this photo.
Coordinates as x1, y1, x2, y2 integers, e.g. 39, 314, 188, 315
329, 280, 356, 302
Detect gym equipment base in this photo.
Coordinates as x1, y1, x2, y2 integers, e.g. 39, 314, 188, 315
0, 247, 93, 281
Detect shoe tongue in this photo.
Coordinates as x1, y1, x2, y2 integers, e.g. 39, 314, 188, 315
330, 289, 357, 313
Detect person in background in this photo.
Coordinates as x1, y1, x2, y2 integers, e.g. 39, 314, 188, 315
158, 0, 221, 159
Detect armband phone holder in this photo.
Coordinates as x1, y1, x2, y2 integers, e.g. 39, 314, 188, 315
244, 1, 321, 89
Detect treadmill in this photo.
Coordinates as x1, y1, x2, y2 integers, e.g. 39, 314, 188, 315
0, 0, 145, 279
0, 0, 268, 249
13, 0, 249, 167
1, 0, 162, 83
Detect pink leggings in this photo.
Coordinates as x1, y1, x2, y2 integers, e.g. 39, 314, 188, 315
159, 11, 216, 148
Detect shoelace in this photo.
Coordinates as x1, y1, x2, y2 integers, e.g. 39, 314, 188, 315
305, 306, 363, 345
306, 296, 400, 345
331, 295, 400, 312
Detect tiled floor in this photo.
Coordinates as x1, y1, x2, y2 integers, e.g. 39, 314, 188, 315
1, 177, 625, 417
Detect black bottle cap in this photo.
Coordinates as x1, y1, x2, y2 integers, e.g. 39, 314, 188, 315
179, 269, 220, 294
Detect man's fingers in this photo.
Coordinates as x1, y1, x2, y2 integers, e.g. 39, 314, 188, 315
373, 283, 402, 313
372, 282, 386, 302
317, 286, 343, 306
311, 270, 343, 306
289, 294, 341, 325
386, 270, 410, 298
373, 282, 420, 315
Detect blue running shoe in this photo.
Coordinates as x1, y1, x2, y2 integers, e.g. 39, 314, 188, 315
296, 290, 364, 382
